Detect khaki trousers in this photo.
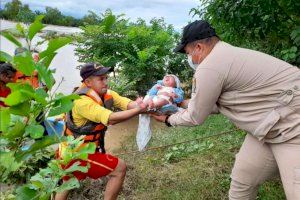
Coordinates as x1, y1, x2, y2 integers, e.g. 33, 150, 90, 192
229, 134, 300, 200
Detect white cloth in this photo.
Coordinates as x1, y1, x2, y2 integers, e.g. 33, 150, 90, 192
136, 114, 152, 151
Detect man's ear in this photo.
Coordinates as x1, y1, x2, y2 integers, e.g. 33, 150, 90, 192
196, 42, 203, 51
84, 78, 91, 87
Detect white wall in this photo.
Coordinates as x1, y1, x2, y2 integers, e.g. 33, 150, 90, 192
0, 20, 82, 94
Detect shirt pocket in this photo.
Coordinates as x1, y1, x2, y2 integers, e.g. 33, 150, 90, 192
253, 87, 297, 140
253, 109, 280, 140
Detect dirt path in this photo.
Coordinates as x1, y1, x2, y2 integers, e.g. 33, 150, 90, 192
104, 115, 164, 153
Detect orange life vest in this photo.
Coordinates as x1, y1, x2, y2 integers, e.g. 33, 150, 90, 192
15, 71, 39, 89
65, 84, 113, 153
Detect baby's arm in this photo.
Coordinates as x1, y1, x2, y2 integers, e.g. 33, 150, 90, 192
147, 83, 162, 96
173, 88, 184, 104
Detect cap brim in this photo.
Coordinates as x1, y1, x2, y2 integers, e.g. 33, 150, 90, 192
173, 43, 186, 53
93, 67, 113, 76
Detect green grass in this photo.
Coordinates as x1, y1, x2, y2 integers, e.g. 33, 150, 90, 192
117, 115, 285, 200
70, 115, 285, 199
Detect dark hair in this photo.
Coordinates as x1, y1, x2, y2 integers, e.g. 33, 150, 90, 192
189, 36, 219, 47
0, 63, 17, 75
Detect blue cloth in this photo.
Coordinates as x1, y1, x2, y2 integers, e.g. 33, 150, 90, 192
44, 117, 64, 137
147, 80, 184, 104
159, 104, 179, 114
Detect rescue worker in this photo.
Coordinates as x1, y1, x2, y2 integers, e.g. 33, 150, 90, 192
0, 62, 16, 107
55, 63, 147, 200
152, 20, 300, 200
14, 47, 39, 88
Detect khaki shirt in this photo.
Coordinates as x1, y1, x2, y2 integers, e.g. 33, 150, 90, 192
169, 41, 300, 143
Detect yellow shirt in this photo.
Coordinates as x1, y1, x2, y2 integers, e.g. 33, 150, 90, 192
72, 90, 131, 127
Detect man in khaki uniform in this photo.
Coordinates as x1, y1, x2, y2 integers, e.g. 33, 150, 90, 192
152, 20, 300, 200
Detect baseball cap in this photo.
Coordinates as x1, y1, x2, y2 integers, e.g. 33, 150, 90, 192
80, 63, 112, 81
174, 20, 217, 53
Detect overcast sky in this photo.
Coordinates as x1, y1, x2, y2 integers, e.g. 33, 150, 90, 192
2, 0, 201, 31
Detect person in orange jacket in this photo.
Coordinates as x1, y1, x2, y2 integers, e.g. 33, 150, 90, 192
0, 62, 16, 107
14, 47, 39, 89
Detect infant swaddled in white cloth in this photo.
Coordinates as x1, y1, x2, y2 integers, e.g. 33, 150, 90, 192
137, 74, 184, 151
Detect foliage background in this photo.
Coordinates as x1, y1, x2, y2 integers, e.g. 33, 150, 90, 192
75, 10, 193, 96
191, 0, 300, 66
0, 0, 101, 26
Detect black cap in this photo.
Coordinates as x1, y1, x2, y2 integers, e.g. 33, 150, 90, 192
174, 20, 217, 53
80, 63, 112, 81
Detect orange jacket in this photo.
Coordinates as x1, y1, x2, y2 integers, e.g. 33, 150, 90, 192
15, 71, 39, 89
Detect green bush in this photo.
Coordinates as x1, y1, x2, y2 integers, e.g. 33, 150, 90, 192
75, 10, 191, 95
0, 15, 96, 199
191, 0, 300, 66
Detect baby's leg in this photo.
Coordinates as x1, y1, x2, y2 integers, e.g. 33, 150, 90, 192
143, 95, 155, 109
153, 98, 169, 108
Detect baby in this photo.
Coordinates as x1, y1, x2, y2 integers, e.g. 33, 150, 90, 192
143, 74, 184, 113
136, 74, 184, 151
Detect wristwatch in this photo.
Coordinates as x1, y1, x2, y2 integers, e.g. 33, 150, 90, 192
165, 115, 172, 127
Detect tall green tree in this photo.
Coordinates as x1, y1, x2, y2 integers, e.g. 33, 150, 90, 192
16, 4, 36, 23
1, 0, 22, 20
76, 10, 191, 95
191, 0, 300, 66
79, 10, 102, 25
43, 7, 64, 25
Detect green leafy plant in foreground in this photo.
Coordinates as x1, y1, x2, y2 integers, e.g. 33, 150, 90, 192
0, 15, 95, 199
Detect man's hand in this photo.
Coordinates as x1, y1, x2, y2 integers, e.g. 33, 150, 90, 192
128, 96, 146, 109
178, 99, 189, 108
135, 96, 144, 105
150, 114, 167, 123
148, 99, 155, 109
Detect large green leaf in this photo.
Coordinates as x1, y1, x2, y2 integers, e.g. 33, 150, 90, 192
16, 135, 60, 161
0, 107, 11, 132
63, 161, 88, 173
16, 185, 38, 200
74, 142, 96, 160
56, 178, 80, 193
36, 63, 55, 90
25, 124, 45, 139
39, 37, 72, 59
53, 93, 79, 102
3, 120, 26, 140
28, 15, 45, 40
4, 91, 23, 106
0, 31, 22, 47
9, 101, 31, 117
39, 52, 57, 68
49, 99, 74, 117
0, 51, 12, 62
34, 88, 48, 105
16, 23, 26, 38
13, 51, 35, 76
7, 82, 35, 93
48, 94, 79, 117
4, 90, 31, 106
